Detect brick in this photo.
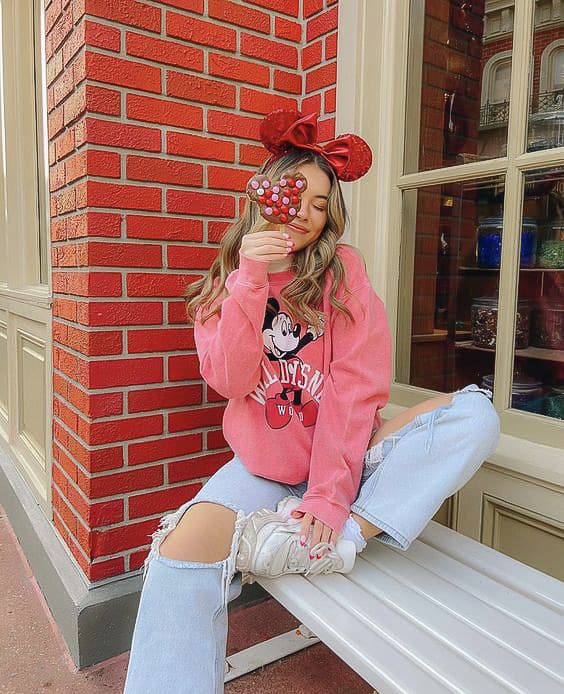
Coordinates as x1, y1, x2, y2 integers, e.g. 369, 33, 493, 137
83, 241, 163, 268
301, 94, 321, 113
82, 301, 163, 326
87, 357, 164, 388
208, 0, 270, 33
87, 181, 162, 211
127, 272, 201, 297
86, 117, 161, 152
303, 0, 323, 16
206, 166, 254, 192
240, 33, 298, 69
168, 452, 229, 483
129, 483, 200, 519
128, 432, 201, 465
53, 322, 123, 356
325, 31, 337, 60
85, 52, 161, 93
81, 414, 163, 445
85, 84, 121, 116
84, 0, 161, 33
167, 189, 235, 217
305, 62, 337, 92
209, 221, 232, 245
324, 86, 336, 113
126, 154, 203, 186
125, 31, 204, 72
87, 149, 121, 178
159, 0, 203, 10
166, 244, 219, 268
126, 215, 203, 242
307, 6, 338, 40
85, 19, 121, 51
52, 270, 122, 296
167, 70, 236, 108
128, 385, 201, 413
275, 16, 301, 43
239, 87, 297, 115
206, 110, 262, 140
167, 131, 234, 162
50, 7, 74, 54
166, 12, 237, 51
127, 328, 195, 353
239, 143, 269, 167
244, 0, 298, 17
91, 518, 160, 557
301, 40, 322, 69
168, 405, 224, 432
67, 211, 122, 239
274, 69, 302, 95
167, 354, 200, 381
63, 87, 86, 127
208, 53, 269, 87
206, 427, 226, 449
167, 300, 190, 324
89, 557, 125, 581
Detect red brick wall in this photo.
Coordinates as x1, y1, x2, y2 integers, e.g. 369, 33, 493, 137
46, 0, 339, 581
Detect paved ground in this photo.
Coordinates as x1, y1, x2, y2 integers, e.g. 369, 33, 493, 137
0, 506, 374, 693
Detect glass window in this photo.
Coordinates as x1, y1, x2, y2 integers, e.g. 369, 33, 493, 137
398, 177, 505, 393
527, 22, 564, 152
511, 167, 564, 421
405, 0, 513, 173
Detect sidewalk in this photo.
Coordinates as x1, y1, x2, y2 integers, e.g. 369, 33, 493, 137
0, 505, 373, 693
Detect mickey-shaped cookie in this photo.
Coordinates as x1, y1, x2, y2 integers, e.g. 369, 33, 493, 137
246, 170, 308, 225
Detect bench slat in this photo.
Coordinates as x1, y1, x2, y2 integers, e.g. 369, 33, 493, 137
256, 521, 564, 694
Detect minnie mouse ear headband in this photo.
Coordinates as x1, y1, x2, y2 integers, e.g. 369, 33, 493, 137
259, 109, 373, 182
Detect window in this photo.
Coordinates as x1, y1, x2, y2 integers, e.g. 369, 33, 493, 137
401, 0, 563, 445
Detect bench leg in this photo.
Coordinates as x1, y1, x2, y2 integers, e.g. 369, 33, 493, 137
224, 623, 320, 682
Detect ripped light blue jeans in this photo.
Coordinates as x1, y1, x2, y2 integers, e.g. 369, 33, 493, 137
123, 384, 500, 693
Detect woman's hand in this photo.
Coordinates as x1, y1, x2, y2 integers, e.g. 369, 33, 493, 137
290, 509, 338, 558
240, 218, 294, 263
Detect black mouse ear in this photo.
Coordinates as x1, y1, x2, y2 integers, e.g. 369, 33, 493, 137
263, 297, 280, 330
267, 297, 280, 312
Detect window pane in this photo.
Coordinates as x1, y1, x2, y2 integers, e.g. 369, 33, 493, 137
405, 0, 513, 173
511, 168, 564, 421
398, 177, 505, 393
527, 4, 564, 152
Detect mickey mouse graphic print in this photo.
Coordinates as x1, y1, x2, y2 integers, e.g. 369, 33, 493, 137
252, 297, 325, 429
193, 245, 392, 535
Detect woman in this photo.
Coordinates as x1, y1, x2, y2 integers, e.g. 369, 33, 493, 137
123, 110, 500, 693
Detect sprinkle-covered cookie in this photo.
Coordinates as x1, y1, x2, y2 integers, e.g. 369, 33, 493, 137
246, 170, 308, 225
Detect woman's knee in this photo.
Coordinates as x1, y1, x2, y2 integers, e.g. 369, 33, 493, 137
158, 501, 237, 563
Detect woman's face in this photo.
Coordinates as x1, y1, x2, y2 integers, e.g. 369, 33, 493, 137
282, 162, 331, 251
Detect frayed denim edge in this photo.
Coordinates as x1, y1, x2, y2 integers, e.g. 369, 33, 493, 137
142, 498, 249, 608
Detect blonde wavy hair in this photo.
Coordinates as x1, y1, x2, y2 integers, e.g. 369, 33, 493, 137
184, 149, 360, 332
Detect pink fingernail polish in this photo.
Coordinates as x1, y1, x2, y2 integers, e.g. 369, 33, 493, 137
300, 535, 306, 546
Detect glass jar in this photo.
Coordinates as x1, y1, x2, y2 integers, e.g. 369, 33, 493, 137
471, 296, 531, 349
536, 222, 564, 269
530, 299, 564, 350
476, 216, 537, 268
481, 373, 544, 410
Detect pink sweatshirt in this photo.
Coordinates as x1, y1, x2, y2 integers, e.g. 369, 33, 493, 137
194, 244, 392, 536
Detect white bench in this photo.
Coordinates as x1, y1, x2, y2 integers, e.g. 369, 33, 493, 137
224, 520, 564, 693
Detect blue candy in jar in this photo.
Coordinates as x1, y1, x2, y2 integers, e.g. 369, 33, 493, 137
476, 217, 538, 268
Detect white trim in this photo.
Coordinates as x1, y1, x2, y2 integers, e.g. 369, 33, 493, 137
539, 38, 564, 92
481, 50, 513, 105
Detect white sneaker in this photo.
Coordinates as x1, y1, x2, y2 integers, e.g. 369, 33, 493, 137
235, 503, 356, 585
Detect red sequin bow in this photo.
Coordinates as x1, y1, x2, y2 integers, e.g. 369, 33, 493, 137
260, 109, 373, 182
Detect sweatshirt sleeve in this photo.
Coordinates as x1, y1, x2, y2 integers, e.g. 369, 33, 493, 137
193, 250, 271, 399
292, 281, 392, 536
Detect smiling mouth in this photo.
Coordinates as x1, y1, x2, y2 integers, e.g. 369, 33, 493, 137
287, 223, 308, 234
